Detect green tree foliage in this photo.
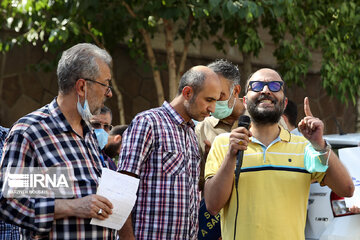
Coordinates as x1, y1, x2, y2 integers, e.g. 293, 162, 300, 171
207, 0, 360, 104
1, 0, 359, 106
267, 0, 360, 104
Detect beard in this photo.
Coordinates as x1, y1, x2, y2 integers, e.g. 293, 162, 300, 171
247, 95, 285, 125
103, 142, 121, 158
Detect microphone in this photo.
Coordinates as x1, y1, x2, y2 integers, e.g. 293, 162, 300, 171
234, 115, 251, 188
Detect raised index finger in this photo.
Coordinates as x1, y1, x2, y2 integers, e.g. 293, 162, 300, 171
304, 97, 313, 117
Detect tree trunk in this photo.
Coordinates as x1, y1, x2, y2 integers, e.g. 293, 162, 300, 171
176, 14, 193, 89
163, 19, 177, 100
111, 80, 126, 124
140, 28, 165, 105
241, 52, 252, 95
122, 1, 164, 106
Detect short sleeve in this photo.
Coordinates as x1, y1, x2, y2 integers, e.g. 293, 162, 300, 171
117, 115, 153, 176
204, 133, 230, 180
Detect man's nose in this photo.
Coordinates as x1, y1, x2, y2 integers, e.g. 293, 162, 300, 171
208, 102, 216, 113
106, 89, 113, 98
261, 85, 271, 94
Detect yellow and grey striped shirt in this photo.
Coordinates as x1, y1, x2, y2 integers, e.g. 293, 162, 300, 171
205, 126, 326, 240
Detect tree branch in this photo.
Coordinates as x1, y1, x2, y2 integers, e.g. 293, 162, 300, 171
81, 24, 105, 49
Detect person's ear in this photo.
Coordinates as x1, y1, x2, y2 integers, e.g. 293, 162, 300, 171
182, 86, 193, 100
234, 85, 241, 96
75, 79, 86, 97
283, 97, 288, 109
113, 134, 122, 143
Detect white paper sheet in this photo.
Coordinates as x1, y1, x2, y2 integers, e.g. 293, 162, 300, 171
338, 147, 360, 207
90, 168, 139, 230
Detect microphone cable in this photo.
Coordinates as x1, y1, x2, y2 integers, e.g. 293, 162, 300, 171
233, 115, 250, 240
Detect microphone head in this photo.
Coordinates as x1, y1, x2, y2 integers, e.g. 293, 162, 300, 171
238, 115, 251, 129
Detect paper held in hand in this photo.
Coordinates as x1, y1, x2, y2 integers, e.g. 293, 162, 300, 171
339, 147, 360, 208
90, 168, 139, 230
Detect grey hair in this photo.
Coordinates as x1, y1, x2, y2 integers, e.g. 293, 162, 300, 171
57, 43, 112, 94
207, 59, 240, 86
177, 68, 206, 97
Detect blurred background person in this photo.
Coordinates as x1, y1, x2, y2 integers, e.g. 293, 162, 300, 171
195, 59, 245, 192
104, 125, 128, 160
90, 106, 117, 170
282, 99, 302, 136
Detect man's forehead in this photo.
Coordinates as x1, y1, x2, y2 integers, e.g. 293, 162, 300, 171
92, 113, 111, 123
199, 74, 221, 98
251, 69, 282, 82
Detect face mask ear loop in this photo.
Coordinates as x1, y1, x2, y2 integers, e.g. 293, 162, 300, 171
228, 85, 236, 108
230, 95, 237, 109
78, 82, 87, 108
84, 83, 88, 101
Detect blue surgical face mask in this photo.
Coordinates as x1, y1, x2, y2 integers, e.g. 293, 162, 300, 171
211, 86, 236, 119
94, 128, 109, 150
77, 87, 93, 122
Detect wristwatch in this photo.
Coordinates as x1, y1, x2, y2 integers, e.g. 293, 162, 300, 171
317, 139, 332, 153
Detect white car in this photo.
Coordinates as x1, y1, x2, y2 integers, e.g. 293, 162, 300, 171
305, 133, 360, 240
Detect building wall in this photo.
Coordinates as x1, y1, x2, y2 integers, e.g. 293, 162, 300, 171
0, 41, 357, 134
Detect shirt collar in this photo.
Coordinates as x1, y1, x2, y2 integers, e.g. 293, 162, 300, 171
162, 101, 195, 128
279, 125, 291, 142
49, 97, 92, 134
250, 125, 291, 146
207, 116, 221, 128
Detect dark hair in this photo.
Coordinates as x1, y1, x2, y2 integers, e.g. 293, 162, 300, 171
177, 68, 206, 97
57, 43, 112, 94
100, 106, 112, 118
207, 59, 240, 85
283, 100, 298, 127
109, 125, 128, 136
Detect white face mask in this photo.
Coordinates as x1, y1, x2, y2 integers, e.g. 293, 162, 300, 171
77, 88, 93, 122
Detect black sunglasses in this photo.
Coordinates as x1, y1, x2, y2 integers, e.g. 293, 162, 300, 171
90, 121, 113, 132
248, 81, 284, 92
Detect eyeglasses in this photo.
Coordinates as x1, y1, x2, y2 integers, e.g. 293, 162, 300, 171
90, 121, 113, 132
84, 78, 112, 95
248, 81, 284, 92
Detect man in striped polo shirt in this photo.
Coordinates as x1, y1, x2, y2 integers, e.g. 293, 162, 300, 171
204, 68, 354, 240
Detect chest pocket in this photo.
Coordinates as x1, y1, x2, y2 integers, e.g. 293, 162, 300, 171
161, 145, 185, 176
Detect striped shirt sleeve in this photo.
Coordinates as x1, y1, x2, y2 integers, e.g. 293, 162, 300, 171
0, 130, 55, 232
118, 114, 154, 175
